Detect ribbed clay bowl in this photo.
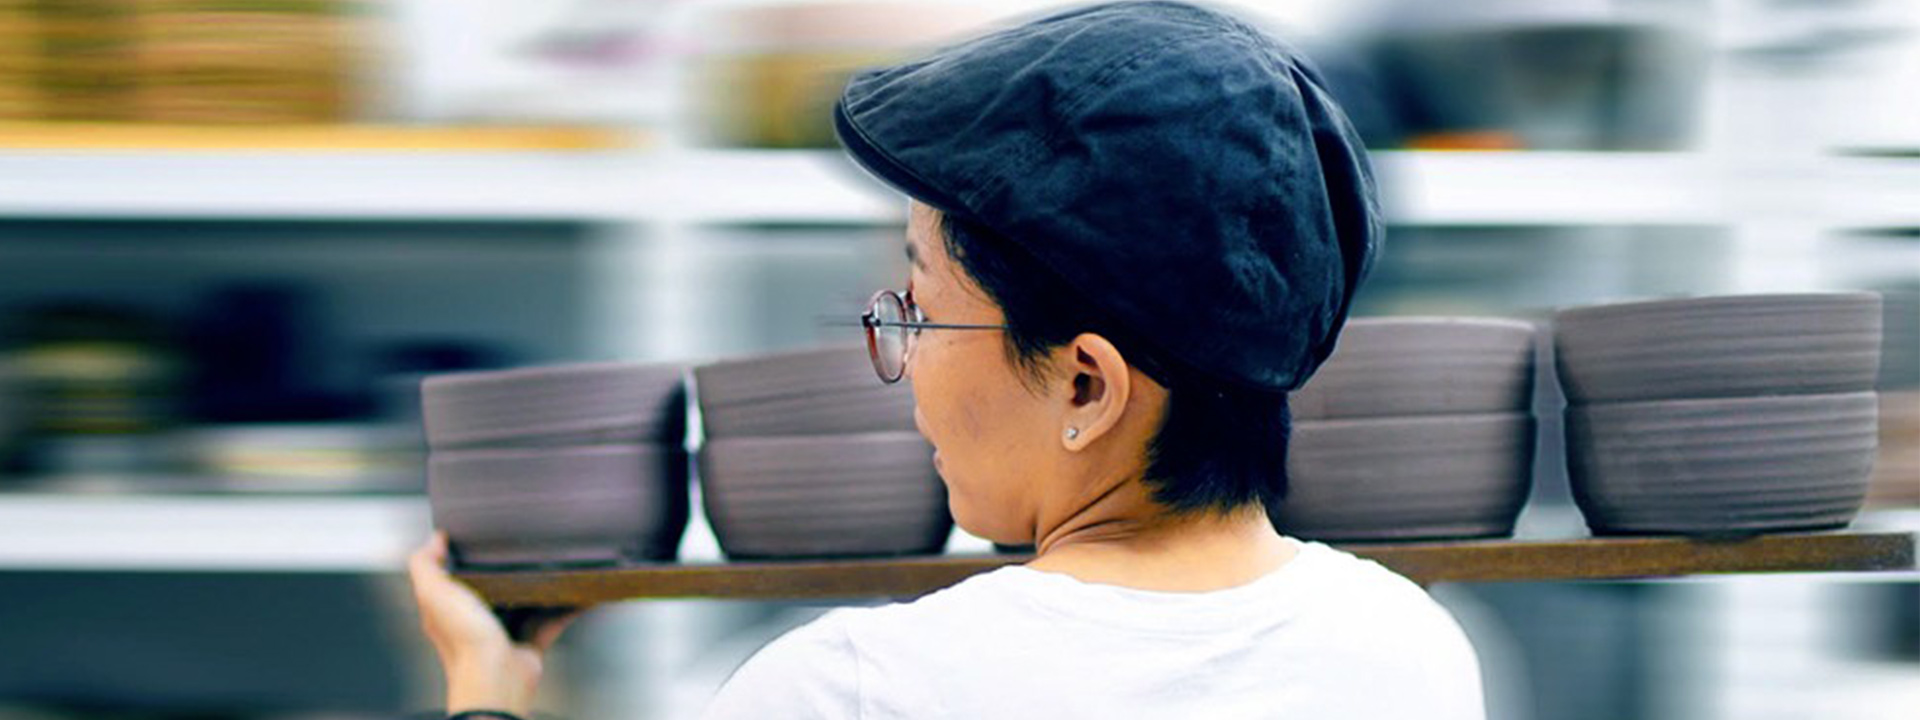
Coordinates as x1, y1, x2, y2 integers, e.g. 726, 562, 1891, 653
698, 431, 950, 559
1566, 391, 1878, 535
695, 346, 915, 438
1289, 317, 1538, 421
429, 444, 689, 568
421, 362, 687, 450
1273, 412, 1535, 542
1554, 293, 1882, 404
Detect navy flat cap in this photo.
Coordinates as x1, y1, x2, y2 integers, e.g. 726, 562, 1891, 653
833, 0, 1381, 393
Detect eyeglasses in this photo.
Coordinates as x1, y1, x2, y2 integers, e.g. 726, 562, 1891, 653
860, 289, 1006, 383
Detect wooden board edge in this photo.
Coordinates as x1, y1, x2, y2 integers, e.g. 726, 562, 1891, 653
455, 531, 1920, 607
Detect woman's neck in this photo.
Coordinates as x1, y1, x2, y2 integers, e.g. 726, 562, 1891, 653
1025, 501, 1298, 593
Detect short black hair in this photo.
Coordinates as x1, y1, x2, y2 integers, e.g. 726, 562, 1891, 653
938, 212, 1292, 516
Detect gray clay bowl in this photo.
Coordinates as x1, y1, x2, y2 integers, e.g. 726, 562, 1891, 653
429, 444, 689, 568
698, 431, 951, 559
422, 362, 687, 450
1273, 412, 1535, 542
695, 346, 915, 438
1566, 391, 1878, 535
1289, 317, 1538, 421
1554, 293, 1882, 404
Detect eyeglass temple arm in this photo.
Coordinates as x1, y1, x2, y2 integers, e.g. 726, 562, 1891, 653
886, 320, 1007, 330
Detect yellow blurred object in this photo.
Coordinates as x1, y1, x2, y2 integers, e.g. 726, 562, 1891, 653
695, 1, 1023, 148
701, 49, 900, 149
132, 0, 359, 124
34, 1, 141, 121
0, 121, 636, 150
0, 2, 41, 119
0, 0, 366, 124
1867, 390, 1920, 507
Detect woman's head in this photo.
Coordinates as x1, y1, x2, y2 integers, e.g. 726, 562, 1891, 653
900, 202, 1292, 546
838, 2, 1380, 546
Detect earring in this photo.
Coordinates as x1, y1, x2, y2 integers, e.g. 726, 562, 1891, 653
1065, 427, 1080, 441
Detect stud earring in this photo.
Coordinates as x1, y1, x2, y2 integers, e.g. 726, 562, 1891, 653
1065, 427, 1080, 440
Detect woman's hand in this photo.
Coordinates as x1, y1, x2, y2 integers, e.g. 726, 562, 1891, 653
408, 531, 584, 717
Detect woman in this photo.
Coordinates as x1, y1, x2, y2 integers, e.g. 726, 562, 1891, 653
410, 2, 1486, 718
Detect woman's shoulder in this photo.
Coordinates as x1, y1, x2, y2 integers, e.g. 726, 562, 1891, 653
702, 609, 862, 719
701, 568, 1035, 719
1286, 542, 1483, 672
1286, 542, 1472, 629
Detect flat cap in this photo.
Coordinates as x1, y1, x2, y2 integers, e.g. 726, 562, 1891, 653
833, 0, 1381, 392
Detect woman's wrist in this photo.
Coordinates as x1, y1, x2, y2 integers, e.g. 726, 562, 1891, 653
446, 652, 540, 717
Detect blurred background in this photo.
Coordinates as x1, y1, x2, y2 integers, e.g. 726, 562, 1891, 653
0, 0, 1915, 719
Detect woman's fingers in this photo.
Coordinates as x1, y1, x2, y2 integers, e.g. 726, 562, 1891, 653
410, 533, 473, 619
407, 532, 453, 595
409, 531, 509, 652
408, 531, 589, 654
527, 607, 588, 652
497, 606, 589, 650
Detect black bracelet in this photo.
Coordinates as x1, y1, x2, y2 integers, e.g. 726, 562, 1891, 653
447, 711, 526, 720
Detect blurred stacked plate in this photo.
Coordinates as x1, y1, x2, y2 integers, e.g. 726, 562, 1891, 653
1278, 318, 1538, 541
694, 346, 949, 559
183, 422, 422, 493
422, 362, 690, 569
1555, 293, 1883, 535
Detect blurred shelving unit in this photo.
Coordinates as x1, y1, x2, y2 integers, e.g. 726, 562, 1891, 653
0, 491, 428, 573
0, 486, 1913, 581
0, 126, 901, 224
3, 143, 1915, 228
0, 123, 636, 152
2, 141, 1916, 576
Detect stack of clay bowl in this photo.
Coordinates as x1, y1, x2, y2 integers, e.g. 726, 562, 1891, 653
1278, 318, 1539, 542
1555, 293, 1883, 535
421, 362, 690, 569
694, 345, 950, 559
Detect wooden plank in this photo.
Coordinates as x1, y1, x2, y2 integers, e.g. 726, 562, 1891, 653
0, 122, 635, 151
1353, 531, 1917, 585
463, 555, 1021, 607
456, 531, 1919, 608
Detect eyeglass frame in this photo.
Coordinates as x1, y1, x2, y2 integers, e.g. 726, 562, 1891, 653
860, 288, 1006, 383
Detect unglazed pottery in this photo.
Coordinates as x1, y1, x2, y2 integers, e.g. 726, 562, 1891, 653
1554, 293, 1882, 404
699, 431, 951, 559
429, 444, 689, 568
1289, 317, 1538, 421
1566, 391, 1877, 535
1273, 412, 1536, 542
695, 346, 915, 437
422, 362, 687, 450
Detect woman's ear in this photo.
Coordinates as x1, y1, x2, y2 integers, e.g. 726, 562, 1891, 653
1059, 333, 1132, 451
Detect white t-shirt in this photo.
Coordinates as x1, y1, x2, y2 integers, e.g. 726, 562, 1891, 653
702, 539, 1485, 720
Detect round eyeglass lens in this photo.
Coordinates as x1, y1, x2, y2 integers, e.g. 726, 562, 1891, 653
868, 292, 909, 381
